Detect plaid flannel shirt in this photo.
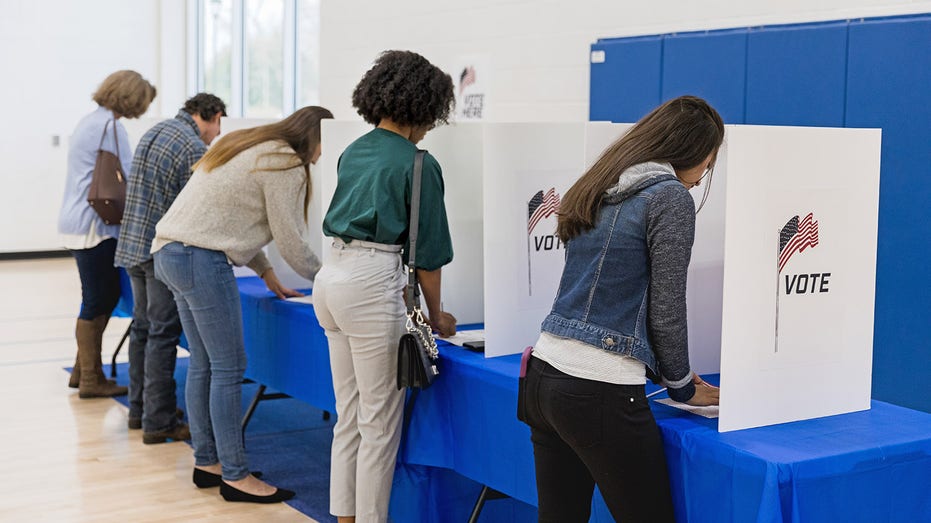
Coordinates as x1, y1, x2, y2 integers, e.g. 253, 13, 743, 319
114, 111, 207, 268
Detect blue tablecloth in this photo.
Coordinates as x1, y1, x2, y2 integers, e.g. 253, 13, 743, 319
652, 388, 931, 522
238, 277, 334, 412
237, 277, 931, 522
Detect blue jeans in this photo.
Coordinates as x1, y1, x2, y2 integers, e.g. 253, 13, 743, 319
154, 242, 249, 480
127, 260, 183, 432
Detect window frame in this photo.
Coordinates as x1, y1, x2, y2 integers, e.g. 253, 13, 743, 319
191, 0, 313, 118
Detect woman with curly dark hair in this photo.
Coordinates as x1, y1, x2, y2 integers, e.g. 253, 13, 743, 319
313, 50, 457, 523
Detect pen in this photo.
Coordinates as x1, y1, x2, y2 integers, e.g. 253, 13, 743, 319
646, 387, 668, 399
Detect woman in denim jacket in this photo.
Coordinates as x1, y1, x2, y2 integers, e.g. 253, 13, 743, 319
521, 96, 724, 522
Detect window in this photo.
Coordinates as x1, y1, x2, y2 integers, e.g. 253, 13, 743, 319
244, 0, 285, 117
297, 0, 321, 107
194, 0, 319, 117
202, 0, 234, 107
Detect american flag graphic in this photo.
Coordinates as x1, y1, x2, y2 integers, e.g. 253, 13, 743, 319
528, 188, 560, 234
778, 212, 820, 273
459, 66, 476, 95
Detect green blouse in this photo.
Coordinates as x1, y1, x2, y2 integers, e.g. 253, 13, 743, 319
322, 128, 454, 271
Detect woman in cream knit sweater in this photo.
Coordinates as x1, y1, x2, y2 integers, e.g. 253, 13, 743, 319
152, 106, 332, 504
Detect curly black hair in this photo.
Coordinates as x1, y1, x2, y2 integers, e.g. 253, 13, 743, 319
352, 50, 455, 127
183, 93, 228, 121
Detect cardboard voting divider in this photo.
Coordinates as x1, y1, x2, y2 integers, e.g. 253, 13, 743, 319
482, 123, 586, 357
715, 126, 880, 431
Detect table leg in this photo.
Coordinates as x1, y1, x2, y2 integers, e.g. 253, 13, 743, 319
467, 485, 508, 523
109, 321, 133, 378
240, 384, 291, 446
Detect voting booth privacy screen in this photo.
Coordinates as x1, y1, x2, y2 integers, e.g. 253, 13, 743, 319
715, 126, 880, 431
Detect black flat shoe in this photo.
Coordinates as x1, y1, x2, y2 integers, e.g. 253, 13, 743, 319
220, 481, 295, 503
193, 468, 263, 488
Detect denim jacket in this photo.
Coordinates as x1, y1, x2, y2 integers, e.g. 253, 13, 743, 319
541, 162, 697, 402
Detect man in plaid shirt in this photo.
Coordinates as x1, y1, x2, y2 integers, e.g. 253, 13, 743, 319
115, 93, 226, 444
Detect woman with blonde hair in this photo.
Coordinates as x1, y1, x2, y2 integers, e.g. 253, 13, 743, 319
152, 105, 333, 503
59, 70, 156, 398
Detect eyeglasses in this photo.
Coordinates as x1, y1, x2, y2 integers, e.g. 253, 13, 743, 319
692, 165, 714, 188
694, 165, 714, 215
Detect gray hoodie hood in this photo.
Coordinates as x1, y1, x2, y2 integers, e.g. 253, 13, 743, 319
603, 161, 678, 204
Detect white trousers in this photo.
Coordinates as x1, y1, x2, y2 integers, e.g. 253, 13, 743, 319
313, 239, 407, 522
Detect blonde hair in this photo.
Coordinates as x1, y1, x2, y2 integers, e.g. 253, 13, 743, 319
92, 70, 157, 118
194, 106, 334, 221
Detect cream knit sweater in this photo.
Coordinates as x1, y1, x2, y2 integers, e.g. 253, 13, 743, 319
152, 140, 321, 280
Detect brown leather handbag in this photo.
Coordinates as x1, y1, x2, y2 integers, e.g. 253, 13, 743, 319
87, 119, 126, 225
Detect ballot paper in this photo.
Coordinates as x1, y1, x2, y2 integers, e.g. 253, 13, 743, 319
284, 294, 314, 305
438, 329, 485, 347
655, 398, 720, 419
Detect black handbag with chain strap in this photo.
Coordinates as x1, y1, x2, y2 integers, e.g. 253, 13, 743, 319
396, 150, 440, 390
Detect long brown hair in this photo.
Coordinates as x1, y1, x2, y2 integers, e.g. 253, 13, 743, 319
194, 106, 333, 220
557, 95, 724, 242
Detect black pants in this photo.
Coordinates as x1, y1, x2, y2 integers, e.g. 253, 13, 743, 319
71, 238, 121, 320
521, 356, 676, 523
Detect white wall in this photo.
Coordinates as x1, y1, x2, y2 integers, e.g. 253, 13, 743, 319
319, 0, 931, 123
0, 0, 185, 253
3, 0, 930, 253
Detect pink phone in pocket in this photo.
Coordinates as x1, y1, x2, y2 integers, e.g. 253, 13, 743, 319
519, 346, 533, 378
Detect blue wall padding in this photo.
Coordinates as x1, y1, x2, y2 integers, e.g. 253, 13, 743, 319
662, 29, 748, 124
589, 36, 662, 122
590, 14, 931, 413
845, 15, 931, 413
745, 21, 849, 126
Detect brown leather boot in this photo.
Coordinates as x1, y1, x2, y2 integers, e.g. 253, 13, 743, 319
68, 361, 117, 387
77, 318, 128, 399
90, 315, 117, 385
68, 318, 117, 388
68, 354, 81, 388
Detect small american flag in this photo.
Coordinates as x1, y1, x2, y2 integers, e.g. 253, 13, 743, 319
528, 188, 560, 234
459, 66, 476, 95
778, 212, 819, 273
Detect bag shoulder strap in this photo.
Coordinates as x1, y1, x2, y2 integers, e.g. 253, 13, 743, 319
401, 388, 420, 441
405, 150, 427, 312
96, 118, 121, 160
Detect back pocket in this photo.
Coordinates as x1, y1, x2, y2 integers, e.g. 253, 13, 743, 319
549, 387, 603, 449
154, 248, 194, 293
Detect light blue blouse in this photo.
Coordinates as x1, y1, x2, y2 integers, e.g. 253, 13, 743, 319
57, 105, 132, 241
